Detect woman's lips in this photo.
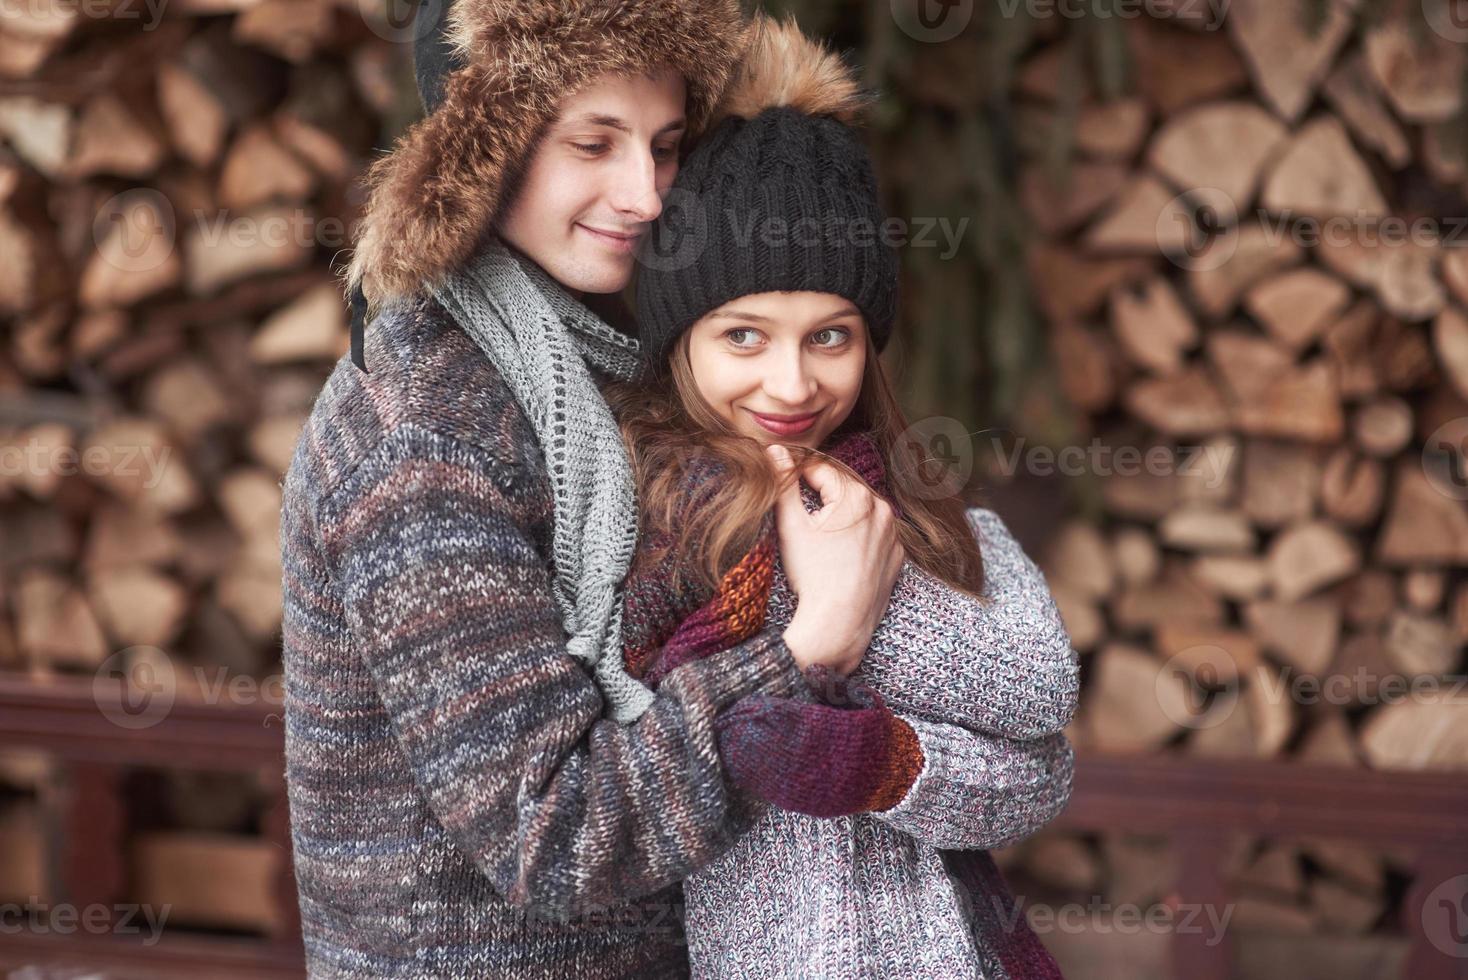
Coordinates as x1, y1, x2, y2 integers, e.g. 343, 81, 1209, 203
577, 224, 642, 253
748, 409, 819, 436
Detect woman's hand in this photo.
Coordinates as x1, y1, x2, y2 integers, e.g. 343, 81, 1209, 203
767, 443, 905, 675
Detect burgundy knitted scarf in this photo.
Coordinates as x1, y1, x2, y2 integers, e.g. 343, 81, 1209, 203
619, 428, 1064, 979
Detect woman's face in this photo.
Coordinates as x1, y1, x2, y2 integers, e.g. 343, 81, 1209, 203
684, 291, 867, 450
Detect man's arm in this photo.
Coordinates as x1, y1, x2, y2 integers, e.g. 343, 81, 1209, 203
713, 673, 1073, 846
318, 424, 807, 920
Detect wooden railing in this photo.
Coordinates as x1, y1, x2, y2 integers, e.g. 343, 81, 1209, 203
0, 675, 303, 980
1053, 753, 1468, 980
0, 674, 1465, 978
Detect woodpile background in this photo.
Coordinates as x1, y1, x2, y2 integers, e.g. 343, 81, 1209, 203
1024, 2, 1468, 770
0, 0, 413, 945
981, 2, 1468, 976
0, 0, 1462, 974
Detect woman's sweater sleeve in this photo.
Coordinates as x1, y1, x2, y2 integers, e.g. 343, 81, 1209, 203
771, 506, 1080, 741
763, 505, 1078, 843
316, 424, 808, 920
859, 508, 1079, 845
875, 717, 1075, 850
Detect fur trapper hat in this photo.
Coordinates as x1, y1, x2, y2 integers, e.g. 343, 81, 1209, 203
343, 0, 749, 371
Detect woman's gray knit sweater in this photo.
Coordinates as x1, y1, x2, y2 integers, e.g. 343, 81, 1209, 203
280, 291, 1077, 978
682, 512, 1078, 978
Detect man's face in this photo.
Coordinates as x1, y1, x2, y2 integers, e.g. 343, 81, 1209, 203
496, 69, 687, 296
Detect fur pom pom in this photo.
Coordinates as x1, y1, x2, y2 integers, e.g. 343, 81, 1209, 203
713, 13, 868, 126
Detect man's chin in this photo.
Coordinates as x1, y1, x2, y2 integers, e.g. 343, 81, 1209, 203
556, 250, 635, 295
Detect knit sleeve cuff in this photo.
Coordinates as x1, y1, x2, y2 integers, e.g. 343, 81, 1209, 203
875, 716, 1076, 851
876, 717, 995, 847
868, 714, 926, 812
661, 627, 805, 712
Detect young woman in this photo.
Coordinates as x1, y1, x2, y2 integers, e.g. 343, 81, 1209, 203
606, 15, 1080, 979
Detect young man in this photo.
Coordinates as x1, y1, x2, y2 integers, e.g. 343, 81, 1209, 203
281, 2, 1073, 976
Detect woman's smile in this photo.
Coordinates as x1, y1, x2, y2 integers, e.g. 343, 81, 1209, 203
747, 408, 822, 436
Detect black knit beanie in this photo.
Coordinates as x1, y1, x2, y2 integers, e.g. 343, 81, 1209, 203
634, 24, 899, 372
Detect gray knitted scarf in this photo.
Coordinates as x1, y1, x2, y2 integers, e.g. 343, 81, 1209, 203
429, 240, 656, 723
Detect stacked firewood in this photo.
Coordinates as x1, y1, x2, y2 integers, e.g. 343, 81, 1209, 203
0, 5, 411, 675
0, 0, 411, 934
994, 2, 1467, 972
1019, 0, 1468, 771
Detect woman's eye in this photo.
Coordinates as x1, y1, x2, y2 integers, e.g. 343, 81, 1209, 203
571, 142, 609, 155
652, 143, 679, 161
725, 328, 759, 347
812, 327, 850, 347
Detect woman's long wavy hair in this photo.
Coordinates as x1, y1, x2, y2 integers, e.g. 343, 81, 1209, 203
605, 324, 988, 603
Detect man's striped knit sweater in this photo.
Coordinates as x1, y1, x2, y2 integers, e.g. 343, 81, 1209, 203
281, 295, 798, 977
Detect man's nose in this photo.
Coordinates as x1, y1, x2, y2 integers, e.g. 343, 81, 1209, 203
608, 149, 664, 222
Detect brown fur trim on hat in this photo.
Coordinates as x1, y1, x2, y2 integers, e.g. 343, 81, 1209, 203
710, 12, 869, 128
343, 0, 747, 315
